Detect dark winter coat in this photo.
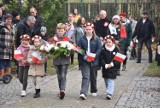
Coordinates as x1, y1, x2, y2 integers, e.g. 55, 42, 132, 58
16, 20, 33, 47
132, 18, 155, 40
33, 15, 43, 36
100, 45, 120, 79
94, 18, 110, 38
77, 35, 102, 68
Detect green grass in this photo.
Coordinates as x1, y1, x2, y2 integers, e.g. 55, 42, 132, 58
144, 61, 160, 77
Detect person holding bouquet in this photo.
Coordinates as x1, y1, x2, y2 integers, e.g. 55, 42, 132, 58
14, 34, 31, 97
77, 22, 102, 100
27, 35, 47, 98
48, 23, 70, 100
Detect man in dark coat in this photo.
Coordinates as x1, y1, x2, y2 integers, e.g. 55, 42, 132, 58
30, 7, 43, 36
16, 16, 36, 47
94, 10, 110, 41
132, 12, 155, 63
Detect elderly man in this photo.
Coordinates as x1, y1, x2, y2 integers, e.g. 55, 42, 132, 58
16, 16, 36, 47
132, 12, 155, 63
29, 7, 43, 35
94, 10, 110, 41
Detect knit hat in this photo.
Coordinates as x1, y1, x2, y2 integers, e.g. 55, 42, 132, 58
112, 15, 120, 20
12, 10, 20, 18
20, 34, 30, 40
120, 12, 127, 17
40, 26, 47, 33
4, 13, 12, 20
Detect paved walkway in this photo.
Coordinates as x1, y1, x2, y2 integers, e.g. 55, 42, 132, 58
0, 55, 160, 108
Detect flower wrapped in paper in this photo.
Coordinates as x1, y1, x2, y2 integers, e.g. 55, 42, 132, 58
40, 40, 55, 53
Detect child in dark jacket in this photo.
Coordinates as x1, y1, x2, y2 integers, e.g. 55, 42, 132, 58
14, 34, 31, 97
100, 35, 120, 100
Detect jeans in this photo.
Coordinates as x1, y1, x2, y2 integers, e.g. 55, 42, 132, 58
19, 66, 29, 90
137, 38, 152, 62
104, 78, 115, 95
0, 59, 11, 70
80, 63, 98, 96
56, 65, 68, 91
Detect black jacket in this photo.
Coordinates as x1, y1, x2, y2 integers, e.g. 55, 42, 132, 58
33, 15, 43, 35
132, 18, 155, 40
16, 20, 33, 47
100, 45, 120, 79
94, 18, 110, 38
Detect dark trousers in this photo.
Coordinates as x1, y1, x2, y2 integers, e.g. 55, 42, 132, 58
137, 38, 152, 62
19, 66, 29, 90
56, 65, 68, 91
90, 65, 98, 93
70, 53, 74, 64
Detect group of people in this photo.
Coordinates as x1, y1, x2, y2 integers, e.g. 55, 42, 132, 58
0, 4, 158, 101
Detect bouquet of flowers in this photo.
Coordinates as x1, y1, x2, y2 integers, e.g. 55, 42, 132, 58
40, 40, 55, 53
49, 41, 73, 59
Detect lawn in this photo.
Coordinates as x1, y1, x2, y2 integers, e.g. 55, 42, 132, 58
144, 61, 160, 77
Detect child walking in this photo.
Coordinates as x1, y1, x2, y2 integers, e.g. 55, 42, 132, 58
99, 35, 120, 100
78, 22, 102, 100
27, 35, 47, 98
48, 23, 70, 100
15, 34, 30, 97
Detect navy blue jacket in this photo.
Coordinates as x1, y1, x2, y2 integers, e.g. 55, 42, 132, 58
77, 35, 102, 67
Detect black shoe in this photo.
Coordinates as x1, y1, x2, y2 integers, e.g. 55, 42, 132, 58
34, 89, 40, 98
136, 61, 141, 63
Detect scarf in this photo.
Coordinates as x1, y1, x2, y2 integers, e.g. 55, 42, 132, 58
105, 44, 115, 52
108, 23, 119, 35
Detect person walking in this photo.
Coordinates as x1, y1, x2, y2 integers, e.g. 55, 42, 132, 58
78, 22, 102, 100
14, 34, 31, 97
94, 10, 110, 42
120, 12, 132, 71
99, 35, 120, 100
132, 12, 156, 63
27, 35, 47, 98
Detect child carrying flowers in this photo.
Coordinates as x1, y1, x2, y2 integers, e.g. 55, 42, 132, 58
27, 35, 47, 98
48, 23, 70, 100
